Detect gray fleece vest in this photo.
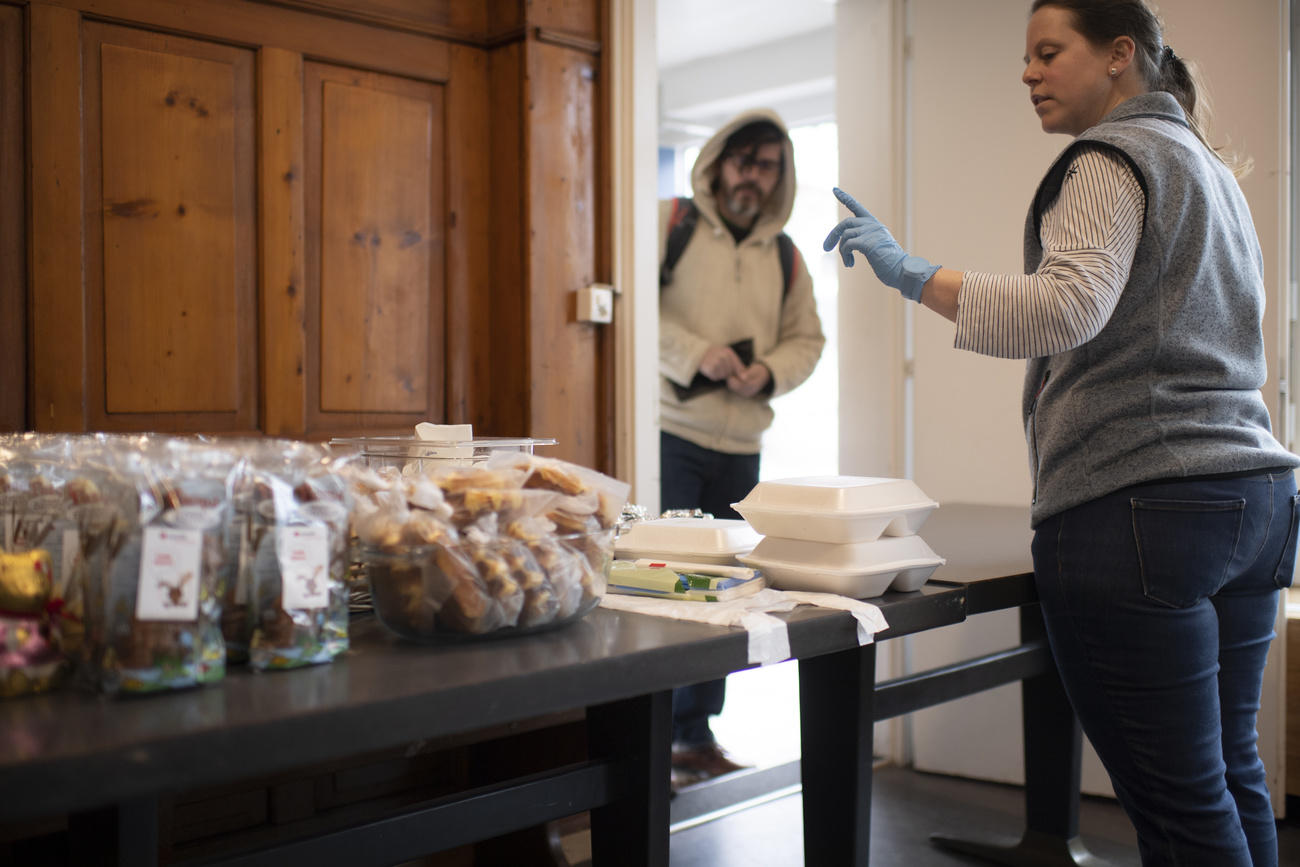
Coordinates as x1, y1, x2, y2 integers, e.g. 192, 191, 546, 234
1022, 92, 1297, 525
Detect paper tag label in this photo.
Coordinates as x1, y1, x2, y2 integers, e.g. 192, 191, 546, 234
136, 526, 202, 621
277, 525, 330, 610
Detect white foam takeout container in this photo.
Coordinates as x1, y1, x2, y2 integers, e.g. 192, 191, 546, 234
738, 534, 945, 598
614, 517, 761, 566
733, 476, 938, 544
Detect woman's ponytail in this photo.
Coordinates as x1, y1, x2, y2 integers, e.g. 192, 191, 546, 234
1155, 44, 1251, 177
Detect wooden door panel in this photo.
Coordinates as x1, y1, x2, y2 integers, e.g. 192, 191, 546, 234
83, 22, 257, 431
482, 42, 526, 436
304, 63, 445, 433
100, 43, 240, 413
526, 40, 600, 467
319, 81, 433, 413
264, 0, 488, 38
0, 3, 23, 431
528, 0, 600, 40
443, 44, 494, 431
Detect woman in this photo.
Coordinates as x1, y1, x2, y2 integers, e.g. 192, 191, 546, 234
824, 2, 1299, 865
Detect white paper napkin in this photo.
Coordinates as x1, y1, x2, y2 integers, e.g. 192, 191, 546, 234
598, 588, 888, 665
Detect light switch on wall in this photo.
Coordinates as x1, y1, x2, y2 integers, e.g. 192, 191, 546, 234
575, 285, 615, 323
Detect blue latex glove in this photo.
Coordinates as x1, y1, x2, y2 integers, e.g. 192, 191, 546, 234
823, 187, 940, 302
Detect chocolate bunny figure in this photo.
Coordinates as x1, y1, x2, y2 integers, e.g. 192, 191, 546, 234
302, 565, 323, 598
158, 571, 193, 608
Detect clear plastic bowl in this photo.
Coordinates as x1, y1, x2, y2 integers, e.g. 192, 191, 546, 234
738, 534, 945, 597
614, 517, 760, 565
361, 529, 611, 642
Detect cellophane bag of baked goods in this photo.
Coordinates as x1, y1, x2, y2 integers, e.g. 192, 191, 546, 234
350, 453, 629, 640
81, 436, 238, 695
0, 434, 87, 698
239, 441, 353, 671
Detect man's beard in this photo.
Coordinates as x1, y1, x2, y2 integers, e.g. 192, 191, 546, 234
723, 182, 763, 221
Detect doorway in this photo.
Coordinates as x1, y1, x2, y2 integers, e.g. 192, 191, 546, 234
654, 0, 840, 793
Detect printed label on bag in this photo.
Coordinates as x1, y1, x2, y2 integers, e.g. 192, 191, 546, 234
277, 525, 330, 610
136, 526, 202, 621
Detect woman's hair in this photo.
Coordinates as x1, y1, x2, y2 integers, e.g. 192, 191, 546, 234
1030, 0, 1249, 175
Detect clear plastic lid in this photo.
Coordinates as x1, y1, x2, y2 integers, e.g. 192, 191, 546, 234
329, 436, 556, 453
328, 436, 556, 469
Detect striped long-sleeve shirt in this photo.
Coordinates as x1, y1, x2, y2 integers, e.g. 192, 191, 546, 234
954, 147, 1144, 359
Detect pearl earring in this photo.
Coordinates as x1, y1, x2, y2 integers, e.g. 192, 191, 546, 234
1109, 68, 1118, 77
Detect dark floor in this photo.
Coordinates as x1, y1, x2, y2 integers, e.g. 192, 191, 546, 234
668, 765, 1142, 866
565, 764, 1300, 866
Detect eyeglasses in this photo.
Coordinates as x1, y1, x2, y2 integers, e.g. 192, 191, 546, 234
724, 151, 782, 176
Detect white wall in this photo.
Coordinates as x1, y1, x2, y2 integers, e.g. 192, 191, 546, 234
910, 0, 1054, 506
611, 0, 663, 514
835, 0, 909, 481
834, 0, 1291, 809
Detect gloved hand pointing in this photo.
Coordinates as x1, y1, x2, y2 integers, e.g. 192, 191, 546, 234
823, 187, 940, 302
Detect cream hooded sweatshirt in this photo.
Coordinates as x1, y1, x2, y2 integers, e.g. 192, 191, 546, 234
659, 109, 825, 455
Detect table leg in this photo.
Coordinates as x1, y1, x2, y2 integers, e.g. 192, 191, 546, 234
68, 796, 159, 867
799, 643, 876, 867
930, 604, 1113, 866
588, 689, 672, 867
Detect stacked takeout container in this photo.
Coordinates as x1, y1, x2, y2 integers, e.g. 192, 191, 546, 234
613, 517, 761, 566
732, 476, 944, 598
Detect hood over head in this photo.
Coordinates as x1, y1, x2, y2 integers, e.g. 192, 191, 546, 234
690, 108, 795, 242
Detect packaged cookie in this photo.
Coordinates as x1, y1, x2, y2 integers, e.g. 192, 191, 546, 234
428, 539, 506, 635
503, 539, 559, 628
364, 542, 448, 638
487, 453, 630, 532
242, 442, 353, 671
91, 438, 234, 695
352, 451, 627, 640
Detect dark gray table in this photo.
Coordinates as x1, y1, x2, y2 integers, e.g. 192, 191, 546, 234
0, 504, 1103, 866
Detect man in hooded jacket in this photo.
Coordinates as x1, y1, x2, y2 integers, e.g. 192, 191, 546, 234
659, 109, 825, 787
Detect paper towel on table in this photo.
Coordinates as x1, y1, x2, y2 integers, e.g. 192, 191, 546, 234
598, 588, 887, 666
776, 590, 890, 645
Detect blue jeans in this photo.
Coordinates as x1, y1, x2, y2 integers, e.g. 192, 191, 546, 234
661, 431, 761, 746
1032, 469, 1298, 867
659, 431, 759, 525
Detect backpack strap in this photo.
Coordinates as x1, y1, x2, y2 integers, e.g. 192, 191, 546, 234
776, 232, 799, 302
659, 197, 700, 288
661, 196, 800, 304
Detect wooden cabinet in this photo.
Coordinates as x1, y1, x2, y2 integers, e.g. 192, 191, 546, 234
303, 62, 446, 434
13, 0, 612, 471
84, 22, 258, 432
0, 4, 22, 432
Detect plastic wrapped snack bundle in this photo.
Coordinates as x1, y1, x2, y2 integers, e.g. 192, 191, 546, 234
352, 451, 626, 641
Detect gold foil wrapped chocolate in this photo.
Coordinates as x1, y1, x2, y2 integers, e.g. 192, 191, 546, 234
0, 549, 67, 698
0, 550, 53, 614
